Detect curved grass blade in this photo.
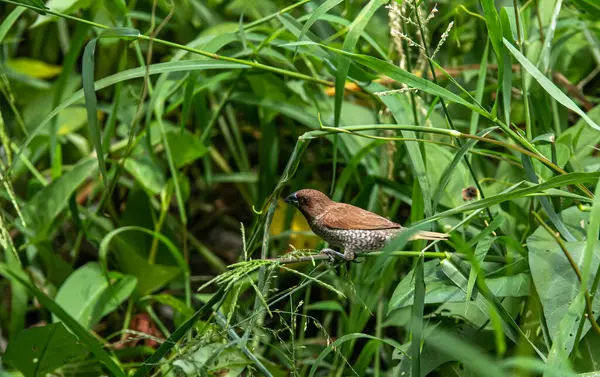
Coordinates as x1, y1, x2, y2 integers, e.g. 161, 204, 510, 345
442, 256, 547, 360
0, 7, 26, 42
82, 28, 140, 186
9, 60, 249, 175
297, 0, 342, 47
0, 264, 126, 377
504, 38, 600, 132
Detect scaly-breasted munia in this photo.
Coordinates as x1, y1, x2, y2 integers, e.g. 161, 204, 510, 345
285, 189, 447, 261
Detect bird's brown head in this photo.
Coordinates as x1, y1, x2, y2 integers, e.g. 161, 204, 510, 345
285, 189, 333, 219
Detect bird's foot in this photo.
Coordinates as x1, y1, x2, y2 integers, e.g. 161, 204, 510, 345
320, 248, 345, 263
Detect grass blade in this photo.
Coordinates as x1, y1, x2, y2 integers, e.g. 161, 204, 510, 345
411, 254, 425, 377
504, 38, 600, 132
81, 28, 141, 186
432, 127, 497, 213
9, 60, 248, 175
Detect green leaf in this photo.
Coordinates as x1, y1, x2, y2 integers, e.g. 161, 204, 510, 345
466, 237, 496, 312
527, 207, 600, 356
99, 226, 189, 295
81, 28, 141, 186
53, 262, 137, 329
297, 0, 343, 45
574, 330, 600, 373
124, 155, 166, 195
0, 264, 126, 377
570, 0, 600, 19
24, 159, 97, 234
503, 38, 600, 132
388, 260, 530, 312
4, 322, 88, 377
6, 58, 62, 79
164, 128, 208, 168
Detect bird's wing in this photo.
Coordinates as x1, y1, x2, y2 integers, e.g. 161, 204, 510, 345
318, 203, 401, 230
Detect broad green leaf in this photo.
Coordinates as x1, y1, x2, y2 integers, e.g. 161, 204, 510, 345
24, 158, 97, 234
527, 207, 600, 355
165, 127, 208, 169
0, 264, 126, 377
124, 155, 166, 195
574, 330, 600, 373
557, 106, 600, 169
99, 226, 189, 295
397, 325, 497, 377
4, 322, 88, 377
53, 262, 137, 329
389, 260, 530, 312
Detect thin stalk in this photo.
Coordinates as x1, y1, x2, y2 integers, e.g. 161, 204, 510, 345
268, 250, 508, 264
304, 124, 593, 198
410, 0, 492, 221
532, 212, 600, 335
513, 0, 533, 140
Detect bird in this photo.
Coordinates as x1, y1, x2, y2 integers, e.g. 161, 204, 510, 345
284, 189, 448, 261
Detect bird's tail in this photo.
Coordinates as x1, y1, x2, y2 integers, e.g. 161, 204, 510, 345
409, 230, 449, 241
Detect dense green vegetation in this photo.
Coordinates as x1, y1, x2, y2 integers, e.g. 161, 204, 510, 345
0, 0, 600, 376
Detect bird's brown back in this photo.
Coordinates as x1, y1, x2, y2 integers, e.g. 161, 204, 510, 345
317, 203, 402, 230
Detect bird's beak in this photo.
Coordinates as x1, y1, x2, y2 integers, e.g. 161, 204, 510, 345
285, 192, 298, 206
